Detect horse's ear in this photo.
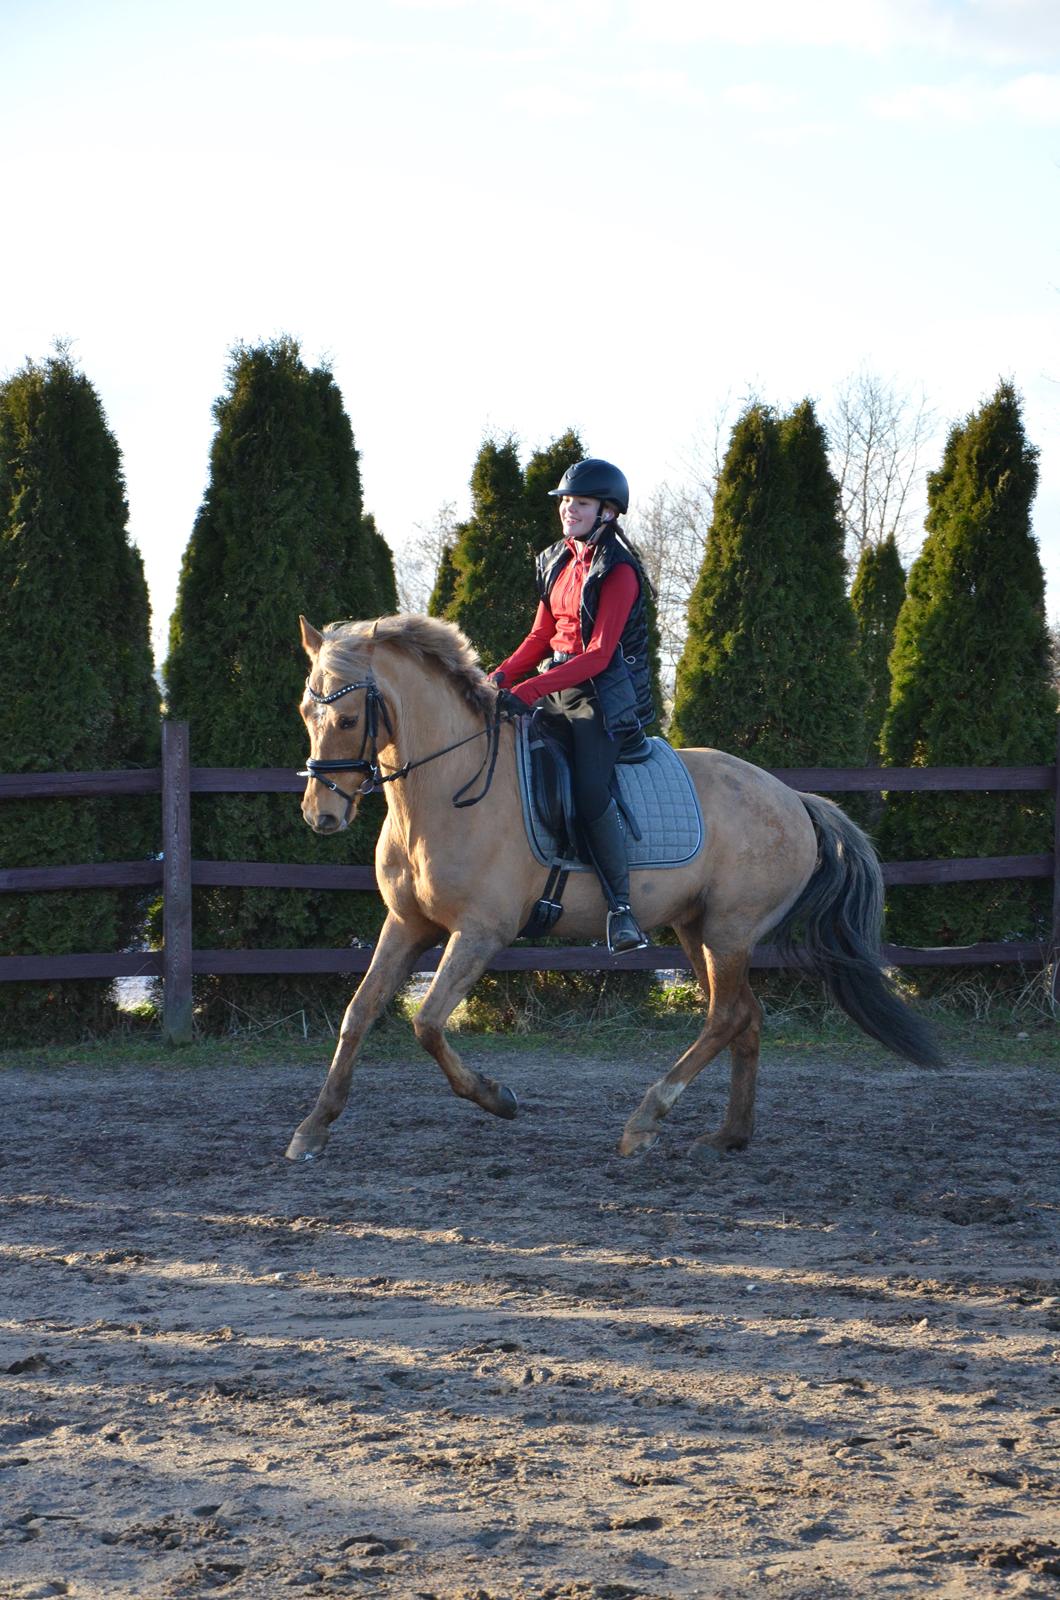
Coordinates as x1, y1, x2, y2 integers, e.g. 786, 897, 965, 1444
300, 616, 323, 659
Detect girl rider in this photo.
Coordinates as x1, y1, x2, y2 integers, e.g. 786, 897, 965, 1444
491, 458, 654, 954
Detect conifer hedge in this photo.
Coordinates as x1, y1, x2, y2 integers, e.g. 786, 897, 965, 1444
164, 338, 395, 1027
850, 532, 905, 759
362, 512, 398, 612
427, 544, 457, 617
670, 400, 865, 765
878, 383, 1054, 949
446, 438, 536, 671
0, 352, 159, 1042
523, 428, 584, 554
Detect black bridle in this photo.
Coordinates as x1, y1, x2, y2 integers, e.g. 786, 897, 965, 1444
298, 671, 506, 824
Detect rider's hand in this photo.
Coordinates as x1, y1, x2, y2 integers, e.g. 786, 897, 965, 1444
498, 688, 531, 718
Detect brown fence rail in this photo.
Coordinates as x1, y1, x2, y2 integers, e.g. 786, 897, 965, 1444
2, 720, 1058, 1044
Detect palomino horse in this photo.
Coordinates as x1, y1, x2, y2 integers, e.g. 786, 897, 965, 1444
287, 614, 938, 1163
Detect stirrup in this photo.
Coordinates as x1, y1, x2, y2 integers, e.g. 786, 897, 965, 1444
607, 906, 649, 955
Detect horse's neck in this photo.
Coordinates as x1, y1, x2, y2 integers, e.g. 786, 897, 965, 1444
379, 660, 491, 826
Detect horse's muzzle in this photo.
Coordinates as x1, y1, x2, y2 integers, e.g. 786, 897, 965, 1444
299, 761, 371, 831
303, 805, 348, 835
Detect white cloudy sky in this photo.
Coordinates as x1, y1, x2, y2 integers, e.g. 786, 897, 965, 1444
3, 0, 1059, 661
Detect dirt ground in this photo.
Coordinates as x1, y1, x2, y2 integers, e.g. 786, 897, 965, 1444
1, 1024, 1059, 1600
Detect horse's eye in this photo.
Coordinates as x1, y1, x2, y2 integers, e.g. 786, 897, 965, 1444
339, 715, 358, 730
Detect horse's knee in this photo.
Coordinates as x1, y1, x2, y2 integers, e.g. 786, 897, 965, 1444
413, 1015, 444, 1055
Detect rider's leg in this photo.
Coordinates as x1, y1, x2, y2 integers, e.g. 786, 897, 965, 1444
569, 712, 648, 955
581, 798, 648, 953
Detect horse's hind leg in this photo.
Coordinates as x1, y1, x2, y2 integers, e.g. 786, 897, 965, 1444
412, 927, 518, 1120
689, 978, 762, 1155
618, 949, 753, 1157
676, 927, 763, 1147
286, 909, 439, 1161
674, 916, 711, 1002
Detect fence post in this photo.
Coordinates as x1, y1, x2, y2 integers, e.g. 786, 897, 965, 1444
162, 720, 193, 1046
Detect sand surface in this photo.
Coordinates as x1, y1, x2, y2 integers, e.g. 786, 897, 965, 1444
1, 1031, 1058, 1599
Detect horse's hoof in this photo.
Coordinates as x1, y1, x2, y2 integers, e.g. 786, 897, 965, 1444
688, 1132, 749, 1158
686, 1137, 725, 1161
490, 1083, 519, 1120
617, 1126, 659, 1157
285, 1127, 329, 1162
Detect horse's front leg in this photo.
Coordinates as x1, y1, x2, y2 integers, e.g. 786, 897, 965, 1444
285, 908, 440, 1161
412, 926, 518, 1120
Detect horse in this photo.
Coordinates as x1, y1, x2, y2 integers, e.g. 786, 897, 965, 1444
286, 612, 939, 1163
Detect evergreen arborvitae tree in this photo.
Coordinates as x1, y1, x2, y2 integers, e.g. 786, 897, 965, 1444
0, 351, 159, 1042
878, 383, 1054, 948
778, 399, 867, 759
640, 585, 667, 740
851, 532, 905, 759
670, 399, 865, 765
164, 338, 387, 1026
446, 438, 533, 670
523, 429, 584, 552
427, 543, 458, 617
362, 513, 398, 613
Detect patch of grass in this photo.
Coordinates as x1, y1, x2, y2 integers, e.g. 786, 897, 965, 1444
3, 963, 1059, 1076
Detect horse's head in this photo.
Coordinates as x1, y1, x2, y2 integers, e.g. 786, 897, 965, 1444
298, 615, 387, 834
298, 610, 502, 831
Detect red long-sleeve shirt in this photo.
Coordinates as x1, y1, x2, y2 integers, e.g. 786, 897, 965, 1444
494, 540, 639, 707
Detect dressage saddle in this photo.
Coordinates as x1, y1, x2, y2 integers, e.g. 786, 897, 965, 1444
526, 717, 652, 862
515, 714, 704, 939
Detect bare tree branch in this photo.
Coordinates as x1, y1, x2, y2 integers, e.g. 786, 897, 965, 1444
394, 501, 459, 613
827, 370, 935, 563
627, 478, 712, 705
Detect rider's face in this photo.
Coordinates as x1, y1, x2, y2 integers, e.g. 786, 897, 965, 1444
560, 495, 612, 542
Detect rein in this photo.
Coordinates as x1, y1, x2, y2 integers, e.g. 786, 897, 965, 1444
299, 670, 506, 823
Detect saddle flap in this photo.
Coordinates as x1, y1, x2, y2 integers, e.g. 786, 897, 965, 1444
516, 719, 704, 872
527, 722, 577, 856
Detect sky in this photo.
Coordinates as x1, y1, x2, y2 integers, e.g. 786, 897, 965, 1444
3, 0, 1059, 664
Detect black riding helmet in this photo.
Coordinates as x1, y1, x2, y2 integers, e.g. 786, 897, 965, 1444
548, 458, 629, 515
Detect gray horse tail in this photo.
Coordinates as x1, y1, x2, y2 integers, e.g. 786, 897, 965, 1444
772, 792, 943, 1068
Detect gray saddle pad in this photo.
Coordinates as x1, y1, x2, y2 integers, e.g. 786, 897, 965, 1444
516, 722, 704, 870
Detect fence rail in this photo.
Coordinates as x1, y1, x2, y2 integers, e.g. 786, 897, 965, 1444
2, 721, 1058, 1043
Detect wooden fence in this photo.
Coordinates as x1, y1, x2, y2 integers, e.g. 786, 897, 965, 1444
2, 720, 1058, 1044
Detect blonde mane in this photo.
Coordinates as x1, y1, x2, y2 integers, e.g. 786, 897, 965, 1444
318, 613, 495, 715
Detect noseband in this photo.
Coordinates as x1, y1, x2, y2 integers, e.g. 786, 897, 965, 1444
299, 670, 506, 823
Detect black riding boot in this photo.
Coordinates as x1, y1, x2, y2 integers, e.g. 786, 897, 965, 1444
582, 799, 649, 954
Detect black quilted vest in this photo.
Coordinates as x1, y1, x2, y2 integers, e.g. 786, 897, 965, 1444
535, 530, 655, 736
